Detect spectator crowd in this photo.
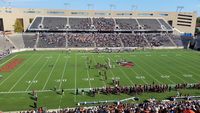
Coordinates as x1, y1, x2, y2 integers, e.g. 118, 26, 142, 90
0, 49, 10, 59
21, 33, 182, 48
21, 99, 200, 113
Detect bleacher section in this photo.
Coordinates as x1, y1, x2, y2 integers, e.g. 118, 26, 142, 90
67, 33, 95, 47
29, 17, 42, 29
0, 35, 14, 50
28, 17, 173, 32
137, 19, 162, 30
1, 32, 184, 49
93, 18, 115, 31
22, 34, 37, 48
194, 36, 200, 50
116, 19, 138, 30
69, 18, 91, 30
158, 19, 172, 30
168, 34, 183, 47
43, 17, 67, 30
120, 34, 148, 47
37, 33, 66, 48
9, 17, 185, 49
8, 34, 25, 49
94, 33, 121, 47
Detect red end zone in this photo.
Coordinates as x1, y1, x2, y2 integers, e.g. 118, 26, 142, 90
0, 58, 24, 73
120, 62, 134, 68
119, 61, 134, 68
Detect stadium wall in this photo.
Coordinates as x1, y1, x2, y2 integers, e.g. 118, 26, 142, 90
0, 8, 197, 35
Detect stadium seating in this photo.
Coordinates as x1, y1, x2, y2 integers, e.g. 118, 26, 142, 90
145, 34, 174, 47
28, 17, 173, 32
120, 34, 148, 47
22, 34, 37, 48
67, 33, 95, 47
0, 35, 14, 50
37, 33, 66, 48
115, 19, 138, 30
29, 17, 42, 29
13, 33, 182, 48
93, 18, 115, 31
22, 99, 200, 113
8, 34, 25, 49
43, 17, 67, 30
168, 34, 183, 46
158, 19, 172, 30
69, 18, 91, 30
137, 19, 162, 30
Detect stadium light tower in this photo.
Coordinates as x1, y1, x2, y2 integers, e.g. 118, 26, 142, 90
1, 0, 13, 7
87, 4, 94, 10
109, 4, 116, 11
131, 5, 138, 12
176, 6, 184, 12
64, 3, 70, 10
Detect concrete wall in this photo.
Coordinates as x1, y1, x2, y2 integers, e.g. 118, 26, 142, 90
0, 8, 197, 35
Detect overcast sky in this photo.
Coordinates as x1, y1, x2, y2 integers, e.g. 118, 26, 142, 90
0, 0, 200, 15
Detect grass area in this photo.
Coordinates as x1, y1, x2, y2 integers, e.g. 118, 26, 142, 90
0, 49, 200, 111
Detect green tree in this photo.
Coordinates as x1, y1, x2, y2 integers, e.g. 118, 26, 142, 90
196, 17, 200, 24
195, 28, 200, 34
13, 19, 24, 32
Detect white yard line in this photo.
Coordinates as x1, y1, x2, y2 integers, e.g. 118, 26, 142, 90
42, 54, 61, 90
132, 58, 161, 84
0, 54, 35, 87
58, 94, 64, 109
178, 54, 200, 79
0, 55, 18, 67
107, 54, 135, 85
58, 56, 69, 90
122, 54, 148, 84
155, 56, 187, 83
74, 54, 77, 102
166, 56, 199, 82
103, 53, 148, 84
9, 55, 43, 92
83, 53, 92, 88
91, 54, 107, 86
140, 56, 175, 84
25, 57, 49, 91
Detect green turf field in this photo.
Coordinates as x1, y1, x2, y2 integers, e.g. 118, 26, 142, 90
0, 49, 200, 111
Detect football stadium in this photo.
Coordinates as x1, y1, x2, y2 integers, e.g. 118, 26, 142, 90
0, 0, 200, 112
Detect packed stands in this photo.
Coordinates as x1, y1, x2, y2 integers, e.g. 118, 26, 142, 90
145, 34, 174, 47
116, 19, 138, 30
93, 18, 115, 31
21, 99, 200, 113
37, 33, 66, 48
8, 33, 182, 48
0, 49, 10, 59
67, 33, 95, 47
28, 17, 173, 32
94, 33, 122, 47
69, 18, 91, 30
120, 34, 148, 47
43, 17, 68, 30
19, 83, 200, 113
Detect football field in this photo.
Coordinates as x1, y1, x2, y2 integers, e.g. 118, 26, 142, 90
0, 49, 200, 111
